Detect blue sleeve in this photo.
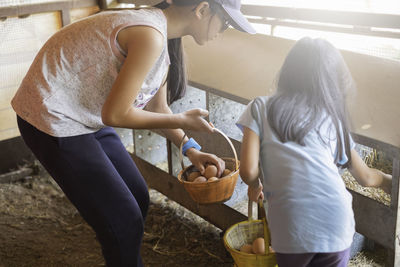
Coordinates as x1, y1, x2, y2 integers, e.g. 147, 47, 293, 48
335, 133, 356, 166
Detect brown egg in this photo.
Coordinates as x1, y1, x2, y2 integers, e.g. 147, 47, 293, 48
207, 177, 219, 182
222, 169, 231, 177
193, 176, 207, 183
252, 237, 265, 255
187, 171, 200, 182
239, 244, 253, 254
204, 164, 218, 179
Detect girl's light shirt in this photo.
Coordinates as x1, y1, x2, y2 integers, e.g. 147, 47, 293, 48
12, 8, 170, 137
236, 96, 355, 253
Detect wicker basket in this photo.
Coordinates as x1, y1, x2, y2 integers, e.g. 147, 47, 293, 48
224, 200, 278, 267
177, 128, 239, 204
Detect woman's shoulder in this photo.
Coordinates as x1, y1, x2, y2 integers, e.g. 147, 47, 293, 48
120, 8, 165, 24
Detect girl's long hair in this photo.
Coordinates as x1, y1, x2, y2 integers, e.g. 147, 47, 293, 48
266, 37, 355, 167
154, 0, 221, 104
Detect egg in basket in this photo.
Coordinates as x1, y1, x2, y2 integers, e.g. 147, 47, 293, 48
177, 128, 240, 204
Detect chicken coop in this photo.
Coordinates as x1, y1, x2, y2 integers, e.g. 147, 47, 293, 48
0, 0, 399, 266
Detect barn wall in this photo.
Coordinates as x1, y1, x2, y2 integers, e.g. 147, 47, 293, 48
183, 29, 400, 148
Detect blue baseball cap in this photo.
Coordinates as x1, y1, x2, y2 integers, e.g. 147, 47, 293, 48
213, 0, 256, 34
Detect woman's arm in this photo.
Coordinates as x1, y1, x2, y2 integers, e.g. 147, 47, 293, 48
240, 126, 263, 202
101, 26, 213, 133
348, 149, 392, 194
144, 78, 225, 176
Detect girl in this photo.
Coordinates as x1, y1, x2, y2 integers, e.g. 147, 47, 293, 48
237, 37, 392, 267
11, 0, 255, 266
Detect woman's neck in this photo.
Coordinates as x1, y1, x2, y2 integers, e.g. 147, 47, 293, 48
162, 5, 192, 39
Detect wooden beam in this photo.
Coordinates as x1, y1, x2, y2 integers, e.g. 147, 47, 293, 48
97, 0, 108, 10
0, 0, 98, 19
241, 5, 400, 30
393, 158, 400, 265
247, 18, 400, 39
350, 190, 395, 249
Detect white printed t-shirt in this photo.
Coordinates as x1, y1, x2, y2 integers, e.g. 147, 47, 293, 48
236, 96, 355, 253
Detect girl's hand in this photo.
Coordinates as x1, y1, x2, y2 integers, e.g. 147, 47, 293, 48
186, 149, 225, 177
248, 179, 264, 203
180, 109, 214, 133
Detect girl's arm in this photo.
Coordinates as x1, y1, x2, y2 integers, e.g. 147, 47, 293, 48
348, 149, 392, 194
144, 76, 225, 176
240, 126, 264, 202
101, 26, 213, 133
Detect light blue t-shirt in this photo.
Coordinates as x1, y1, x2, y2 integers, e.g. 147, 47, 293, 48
236, 96, 355, 253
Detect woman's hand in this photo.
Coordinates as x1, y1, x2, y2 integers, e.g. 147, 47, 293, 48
179, 109, 214, 133
248, 179, 264, 203
186, 149, 225, 177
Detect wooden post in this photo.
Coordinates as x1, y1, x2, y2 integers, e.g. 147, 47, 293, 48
392, 158, 400, 266
97, 0, 108, 10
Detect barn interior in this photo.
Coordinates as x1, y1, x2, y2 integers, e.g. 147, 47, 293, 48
0, 0, 399, 266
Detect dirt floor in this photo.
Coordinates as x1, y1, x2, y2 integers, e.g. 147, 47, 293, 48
0, 167, 388, 267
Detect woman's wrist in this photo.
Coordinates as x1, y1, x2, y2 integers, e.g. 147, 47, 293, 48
182, 138, 201, 156
248, 178, 261, 188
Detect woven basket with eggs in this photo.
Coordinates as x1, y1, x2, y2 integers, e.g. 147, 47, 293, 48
177, 128, 239, 204
224, 200, 277, 267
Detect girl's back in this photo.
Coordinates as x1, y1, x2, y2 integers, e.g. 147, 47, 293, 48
237, 95, 355, 253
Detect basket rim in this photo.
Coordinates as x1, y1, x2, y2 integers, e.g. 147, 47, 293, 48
223, 219, 274, 258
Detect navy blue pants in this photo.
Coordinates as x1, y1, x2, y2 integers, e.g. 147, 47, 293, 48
276, 247, 351, 267
17, 116, 149, 267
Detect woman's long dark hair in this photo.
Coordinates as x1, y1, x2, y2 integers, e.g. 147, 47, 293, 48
154, 0, 221, 104
266, 37, 355, 167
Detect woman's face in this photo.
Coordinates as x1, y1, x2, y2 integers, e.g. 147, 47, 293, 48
191, 3, 230, 45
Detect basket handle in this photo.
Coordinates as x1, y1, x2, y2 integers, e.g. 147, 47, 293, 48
248, 199, 272, 256
178, 128, 239, 171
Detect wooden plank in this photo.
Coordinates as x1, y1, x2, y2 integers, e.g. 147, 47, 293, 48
247, 18, 400, 39
350, 189, 395, 249
0, 2, 69, 18
189, 81, 249, 105
241, 5, 400, 30
393, 158, 400, 266
352, 134, 400, 160
0, 0, 98, 18
70, 6, 100, 22
97, 0, 108, 10
0, 108, 17, 131
0, 128, 20, 141
131, 154, 247, 230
